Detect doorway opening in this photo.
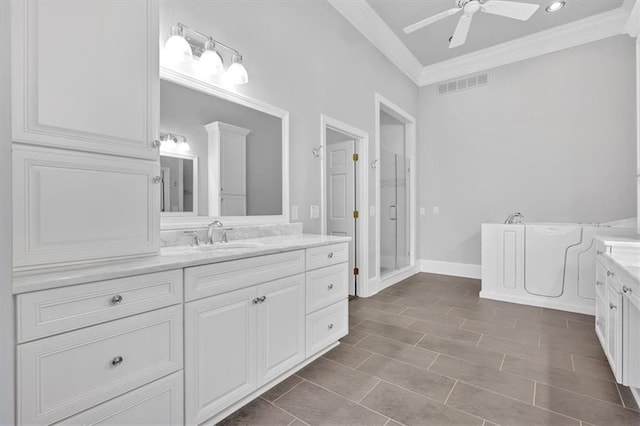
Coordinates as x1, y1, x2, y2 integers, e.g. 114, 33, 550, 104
320, 115, 369, 297
375, 94, 416, 290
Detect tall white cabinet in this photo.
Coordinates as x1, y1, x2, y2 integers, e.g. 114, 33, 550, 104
11, 0, 161, 270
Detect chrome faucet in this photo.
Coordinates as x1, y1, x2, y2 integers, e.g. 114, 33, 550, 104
184, 231, 200, 247
505, 212, 524, 224
207, 220, 224, 244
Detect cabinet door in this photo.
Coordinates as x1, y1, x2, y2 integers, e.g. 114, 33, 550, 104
13, 146, 160, 269
11, 0, 159, 160
606, 284, 623, 382
184, 287, 257, 425
256, 275, 306, 385
220, 130, 247, 196
595, 293, 607, 348
623, 293, 640, 388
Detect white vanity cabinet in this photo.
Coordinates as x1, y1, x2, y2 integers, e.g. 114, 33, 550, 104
184, 274, 305, 425
11, 0, 159, 160
11, 0, 161, 270
606, 281, 623, 382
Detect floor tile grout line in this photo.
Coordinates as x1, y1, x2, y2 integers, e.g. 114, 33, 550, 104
426, 353, 440, 370
443, 380, 457, 405
615, 381, 626, 407
570, 353, 575, 372
499, 353, 506, 372
532, 380, 537, 405
269, 379, 305, 404
353, 352, 375, 370
475, 333, 485, 348
357, 378, 381, 404
262, 394, 310, 425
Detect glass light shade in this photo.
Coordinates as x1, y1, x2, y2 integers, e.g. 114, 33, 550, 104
176, 141, 190, 153
160, 138, 177, 152
164, 34, 193, 64
545, 1, 565, 12
224, 62, 249, 85
196, 49, 224, 79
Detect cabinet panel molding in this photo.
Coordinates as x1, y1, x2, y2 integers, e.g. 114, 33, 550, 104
11, 0, 159, 160
13, 146, 160, 269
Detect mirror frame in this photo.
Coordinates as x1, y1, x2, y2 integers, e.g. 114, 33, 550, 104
160, 150, 199, 217
159, 66, 290, 230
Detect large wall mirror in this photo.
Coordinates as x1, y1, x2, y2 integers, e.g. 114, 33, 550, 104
159, 67, 289, 229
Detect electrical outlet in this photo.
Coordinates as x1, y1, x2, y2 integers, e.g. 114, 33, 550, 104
291, 205, 298, 220
433, 206, 439, 215
420, 207, 425, 215
310, 205, 320, 219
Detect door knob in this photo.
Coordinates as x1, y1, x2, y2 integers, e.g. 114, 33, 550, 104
151, 139, 161, 148
111, 295, 123, 305
153, 176, 162, 184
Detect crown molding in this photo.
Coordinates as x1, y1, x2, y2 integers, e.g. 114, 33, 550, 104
328, 0, 423, 85
418, 7, 630, 86
625, 0, 640, 37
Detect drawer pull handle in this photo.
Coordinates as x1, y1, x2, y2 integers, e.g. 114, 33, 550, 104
607, 271, 614, 277
111, 356, 124, 367
596, 281, 603, 287
253, 296, 267, 304
327, 252, 334, 259
596, 250, 603, 255
623, 286, 633, 294
111, 295, 123, 305
328, 323, 334, 330
609, 303, 617, 310
260, 296, 267, 303
328, 284, 334, 290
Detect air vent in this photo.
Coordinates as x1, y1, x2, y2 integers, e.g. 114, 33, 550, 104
438, 72, 489, 95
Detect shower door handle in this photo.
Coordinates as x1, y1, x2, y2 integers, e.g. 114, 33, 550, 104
389, 205, 397, 221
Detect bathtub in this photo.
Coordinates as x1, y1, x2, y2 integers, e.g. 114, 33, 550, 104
481, 220, 637, 314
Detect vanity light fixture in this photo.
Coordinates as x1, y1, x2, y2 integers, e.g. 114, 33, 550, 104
545, 1, 565, 12
160, 132, 190, 153
163, 23, 248, 85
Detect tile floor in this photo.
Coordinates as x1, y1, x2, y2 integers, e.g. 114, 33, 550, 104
218, 273, 640, 426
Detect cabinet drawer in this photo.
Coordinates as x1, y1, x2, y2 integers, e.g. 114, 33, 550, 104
305, 243, 349, 271
306, 300, 348, 356
17, 270, 183, 342
18, 306, 183, 425
56, 372, 183, 425
306, 263, 349, 313
184, 250, 305, 301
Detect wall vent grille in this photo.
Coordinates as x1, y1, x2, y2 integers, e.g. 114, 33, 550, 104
438, 73, 489, 95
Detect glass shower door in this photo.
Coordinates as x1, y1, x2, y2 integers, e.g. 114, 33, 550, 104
380, 148, 410, 278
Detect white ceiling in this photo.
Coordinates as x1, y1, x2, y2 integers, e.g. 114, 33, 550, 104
367, 0, 624, 66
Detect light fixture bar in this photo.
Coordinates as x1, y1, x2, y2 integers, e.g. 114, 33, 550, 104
177, 23, 240, 57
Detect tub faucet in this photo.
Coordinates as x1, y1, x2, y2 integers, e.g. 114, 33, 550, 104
207, 220, 224, 244
505, 212, 524, 224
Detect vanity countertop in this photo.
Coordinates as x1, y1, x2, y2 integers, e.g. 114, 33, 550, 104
12, 234, 351, 294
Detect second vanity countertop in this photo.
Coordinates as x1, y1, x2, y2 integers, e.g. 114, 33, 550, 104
13, 234, 351, 294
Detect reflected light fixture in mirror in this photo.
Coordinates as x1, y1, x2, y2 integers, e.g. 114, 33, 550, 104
163, 23, 248, 85
160, 132, 190, 153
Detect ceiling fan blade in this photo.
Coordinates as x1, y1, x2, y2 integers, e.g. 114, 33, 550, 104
481, 0, 539, 21
449, 14, 473, 48
403, 7, 461, 34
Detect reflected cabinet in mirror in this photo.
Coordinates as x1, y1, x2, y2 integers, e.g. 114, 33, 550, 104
159, 67, 289, 227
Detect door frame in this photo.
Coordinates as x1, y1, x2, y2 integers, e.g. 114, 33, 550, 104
374, 93, 417, 293
320, 114, 369, 296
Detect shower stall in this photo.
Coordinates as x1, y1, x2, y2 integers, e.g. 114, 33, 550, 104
379, 146, 410, 278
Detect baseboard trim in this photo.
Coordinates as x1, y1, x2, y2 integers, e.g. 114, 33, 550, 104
479, 290, 595, 315
419, 259, 482, 279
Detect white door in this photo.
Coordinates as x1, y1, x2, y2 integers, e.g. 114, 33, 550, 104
184, 287, 257, 425
326, 140, 356, 295
256, 275, 305, 385
11, 0, 159, 160
606, 284, 623, 382
623, 292, 640, 387
220, 132, 247, 197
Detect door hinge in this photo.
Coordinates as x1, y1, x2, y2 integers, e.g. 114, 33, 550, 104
353, 210, 359, 219
353, 267, 359, 276
353, 153, 359, 162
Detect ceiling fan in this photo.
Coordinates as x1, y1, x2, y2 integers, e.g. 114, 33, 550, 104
403, 0, 540, 48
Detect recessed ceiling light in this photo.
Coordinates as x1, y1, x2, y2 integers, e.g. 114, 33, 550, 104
545, 1, 565, 13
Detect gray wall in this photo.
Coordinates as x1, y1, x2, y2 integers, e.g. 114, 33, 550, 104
160, 1, 419, 279
418, 35, 637, 266
160, 80, 283, 216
